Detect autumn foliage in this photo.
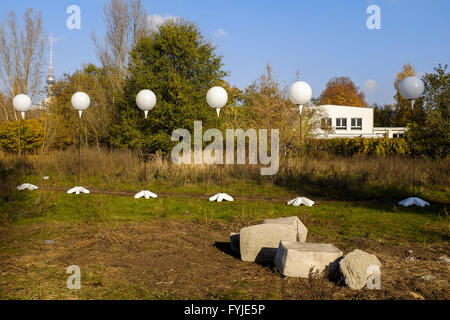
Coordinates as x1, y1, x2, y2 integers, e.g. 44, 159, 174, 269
319, 77, 367, 107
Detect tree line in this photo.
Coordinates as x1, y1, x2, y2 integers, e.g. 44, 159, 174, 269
0, 0, 448, 158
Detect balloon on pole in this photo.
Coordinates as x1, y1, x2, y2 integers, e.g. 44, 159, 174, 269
289, 81, 312, 114
397, 76, 428, 207
134, 89, 158, 200
207, 86, 228, 118
71, 92, 91, 118
13, 94, 32, 119
136, 89, 157, 119
286, 80, 314, 207
206, 86, 233, 202
13, 94, 38, 191
398, 76, 424, 101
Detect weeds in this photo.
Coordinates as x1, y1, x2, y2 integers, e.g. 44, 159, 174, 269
0, 148, 448, 200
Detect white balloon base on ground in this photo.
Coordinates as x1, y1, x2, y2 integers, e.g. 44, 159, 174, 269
287, 197, 315, 207
399, 197, 430, 207
67, 186, 90, 195
134, 190, 158, 199
17, 183, 38, 191
209, 193, 234, 202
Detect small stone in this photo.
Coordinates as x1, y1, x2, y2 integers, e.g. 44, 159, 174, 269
339, 249, 382, 290
262, 216, 308, 242
239, 224, 297, 264
274, 241, 343, 278
409, 292, 425, 300
421, 275, 436, 281
438, 255, 450, 264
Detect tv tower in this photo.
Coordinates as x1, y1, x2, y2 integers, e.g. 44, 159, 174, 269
46, 33, 56, 96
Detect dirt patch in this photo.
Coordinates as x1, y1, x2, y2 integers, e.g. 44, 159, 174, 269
0, 219, 448, 300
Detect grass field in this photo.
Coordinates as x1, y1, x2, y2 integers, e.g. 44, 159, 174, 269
0, 149, 449, 300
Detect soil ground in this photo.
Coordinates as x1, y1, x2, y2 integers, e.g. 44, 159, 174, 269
1, 218, 448, 300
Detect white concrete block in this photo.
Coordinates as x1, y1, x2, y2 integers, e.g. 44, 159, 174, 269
275, 241, 343, 278
262, 216, 308, 242
239, 224, 297, 264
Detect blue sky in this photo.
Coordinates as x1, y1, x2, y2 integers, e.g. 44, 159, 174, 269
1, 0, 449, 105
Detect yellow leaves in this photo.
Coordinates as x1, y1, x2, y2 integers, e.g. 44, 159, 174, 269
319, 77, 367, 107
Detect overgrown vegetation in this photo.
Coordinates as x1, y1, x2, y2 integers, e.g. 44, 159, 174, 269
0, 148, 448, 207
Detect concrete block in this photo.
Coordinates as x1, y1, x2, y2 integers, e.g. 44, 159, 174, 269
262, 216, 308, 242
240, 224, 297, 264
274, 241, 343, 278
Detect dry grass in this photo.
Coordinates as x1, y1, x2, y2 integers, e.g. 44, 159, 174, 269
1, 147, 448, 187
0, 147, 448, 202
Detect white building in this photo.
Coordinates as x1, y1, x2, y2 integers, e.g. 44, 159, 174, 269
315, 105, 406, 139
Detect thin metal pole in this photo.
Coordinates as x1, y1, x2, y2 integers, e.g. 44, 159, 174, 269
299, 106, 304, 176
18, 117, 23, 178
299, 108, 303, 154
143, 148, 147, 189
218, 113, 223, 193
23, 116, 27, 176
410, 99, 415, 195
18, 117, 21, 156
78, 115, 81, 186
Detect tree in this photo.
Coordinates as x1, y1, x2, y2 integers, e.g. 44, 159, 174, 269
218, 80, 244, 130
45, 64, 115, 150
92, 0, 147, 96
110, 19, 227, 153
0, 9, 46, 121
392, 64, 426, 126
0, 118, 45, 153
242, 65, 325, 154
373, 103, 396, 127
319, 77, 367, 107
410, 64, 450, 158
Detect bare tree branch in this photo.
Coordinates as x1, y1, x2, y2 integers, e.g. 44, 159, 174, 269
0, 8, 46, 122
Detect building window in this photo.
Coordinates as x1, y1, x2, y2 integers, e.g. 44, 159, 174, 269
321, 118, 332, 129
351, 118, 362, 130
336, 118, 347, 130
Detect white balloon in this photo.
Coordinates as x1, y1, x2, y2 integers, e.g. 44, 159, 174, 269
398, 76, 424, 100
136, 89, 157, 111
206, 86, 228, 109
71, 92, 91, 111
289, 81, 312, 106
13, 94, 32, 113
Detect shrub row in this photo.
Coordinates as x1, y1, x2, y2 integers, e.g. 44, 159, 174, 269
304, 137, 410, 157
